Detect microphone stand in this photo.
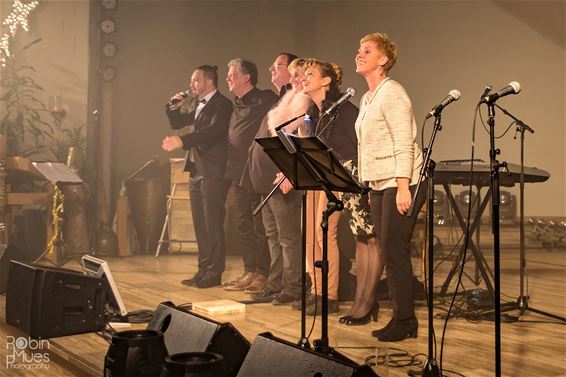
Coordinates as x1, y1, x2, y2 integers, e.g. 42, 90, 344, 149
487, 102, 503, 377
252, 116, 312, 349
298, 189, 310, 349
407, 114, 441, 377
274, 113, 306, 132
494, 105, 566, 323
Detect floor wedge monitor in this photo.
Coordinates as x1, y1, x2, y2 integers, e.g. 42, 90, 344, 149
147, 302, 250, 377
237, 332, 379, 377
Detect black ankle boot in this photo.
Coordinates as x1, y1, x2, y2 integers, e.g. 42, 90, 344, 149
376, 316, 418, 342
371, 317, 395, 338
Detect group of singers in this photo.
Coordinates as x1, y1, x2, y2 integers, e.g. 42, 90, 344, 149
161, 32, 425, 343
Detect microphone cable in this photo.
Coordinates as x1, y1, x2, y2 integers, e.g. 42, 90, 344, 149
478, 105, 519, 139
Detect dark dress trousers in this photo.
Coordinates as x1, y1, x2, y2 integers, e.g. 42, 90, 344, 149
226, 87, 278, 276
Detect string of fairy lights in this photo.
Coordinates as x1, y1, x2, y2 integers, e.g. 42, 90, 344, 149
1, 0, 39, 68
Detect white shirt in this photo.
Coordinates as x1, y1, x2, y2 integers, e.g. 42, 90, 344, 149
195, 89, 217, 120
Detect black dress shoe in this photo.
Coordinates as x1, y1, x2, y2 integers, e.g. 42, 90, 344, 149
338, 315, 352, 324
251, 289, 281, 303
196, 272, 222, 288
272, 293, 299, 306
375, 317, 418, 342
344, 301, 380, 326
181, 270, 206, 286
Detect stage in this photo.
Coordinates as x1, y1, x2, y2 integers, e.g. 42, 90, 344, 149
1, 225, 565, 377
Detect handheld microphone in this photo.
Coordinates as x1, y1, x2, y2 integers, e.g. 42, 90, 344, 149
166, 90, 190, 108
480, 81, 521, 104
324, 87, 356, 116
426, 89, 461, 119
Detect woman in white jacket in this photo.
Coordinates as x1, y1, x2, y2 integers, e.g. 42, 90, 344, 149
355, 32, 426, 342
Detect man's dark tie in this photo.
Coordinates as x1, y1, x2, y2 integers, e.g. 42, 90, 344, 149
199, 98, 207, 104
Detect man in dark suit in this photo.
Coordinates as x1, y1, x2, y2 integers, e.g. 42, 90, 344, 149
162, 65, 233, 288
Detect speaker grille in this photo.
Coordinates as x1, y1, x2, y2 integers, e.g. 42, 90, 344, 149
237, 332, 378, 377
147, 302, 250, 377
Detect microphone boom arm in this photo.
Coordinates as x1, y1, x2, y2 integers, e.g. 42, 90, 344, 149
274, 113, 306, 132
494, 104, 534, 134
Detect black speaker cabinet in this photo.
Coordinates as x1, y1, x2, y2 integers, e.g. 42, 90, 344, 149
0, 244, 19, 294
237, 332, 379, 377
147, 302, 250, 377
10, 208, 47, 260
6, 260, 107, 339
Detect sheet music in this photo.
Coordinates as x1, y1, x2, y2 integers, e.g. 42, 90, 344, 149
31, 162, 83, 185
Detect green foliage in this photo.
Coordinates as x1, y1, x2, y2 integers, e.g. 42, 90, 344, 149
50, 123, 87, 168
0, 37, 55, 157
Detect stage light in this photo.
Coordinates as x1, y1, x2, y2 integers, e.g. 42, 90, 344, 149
160, 352, 224, 377
101, 19, 116, 34
499, 190, 517, 224
455, 190, 478, 220
103, 42, 118, 57
104, 330, 167, 377
102, 66, 116, 82
528, 217, 566, 249
102, 0, 117, 10
432, 189, 451, 225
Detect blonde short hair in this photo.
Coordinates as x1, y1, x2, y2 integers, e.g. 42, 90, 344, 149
288, 57, 307, 71
360, 32, 398, 73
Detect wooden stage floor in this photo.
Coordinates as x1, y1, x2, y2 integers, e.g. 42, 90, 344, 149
1, 226, 565, 376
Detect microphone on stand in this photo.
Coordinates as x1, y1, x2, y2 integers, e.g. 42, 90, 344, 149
480, 81, 521, 104
274, 113, 307, 132
426, 89, 461, 119
323, 87, 356, 116
480, 84, 493, 100
165, 90, 190, 108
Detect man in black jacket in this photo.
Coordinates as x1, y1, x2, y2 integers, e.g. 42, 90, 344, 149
222, 58, 278, 293
162, 65, 232, 288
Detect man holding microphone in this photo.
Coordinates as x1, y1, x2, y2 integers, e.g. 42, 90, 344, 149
162, 65, 233, 288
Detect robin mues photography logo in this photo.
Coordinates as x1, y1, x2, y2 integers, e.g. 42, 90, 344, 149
5, 336, 50, 370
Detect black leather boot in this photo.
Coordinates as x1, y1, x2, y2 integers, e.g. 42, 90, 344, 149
375, 316, 418, 342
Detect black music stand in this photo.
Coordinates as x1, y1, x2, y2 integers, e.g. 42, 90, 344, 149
31, 162, 83, 266
256, 134, 364, 356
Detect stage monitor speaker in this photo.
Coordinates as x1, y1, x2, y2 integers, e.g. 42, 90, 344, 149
237, 332, 378, 377
6, 260, 107, 338
0, 244, 19, 294
147, 302, 250, 377
11, 208, 47, 260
